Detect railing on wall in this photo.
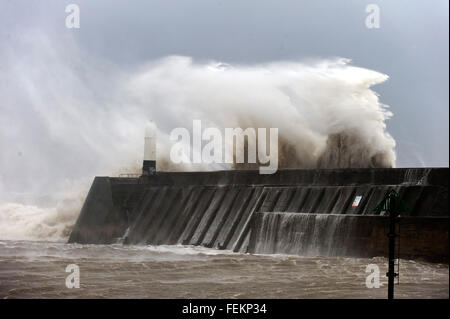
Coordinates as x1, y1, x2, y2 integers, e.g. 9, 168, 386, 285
118, 174, 141, 178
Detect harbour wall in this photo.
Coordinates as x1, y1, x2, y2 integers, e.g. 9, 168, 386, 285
68, 168, 449, 262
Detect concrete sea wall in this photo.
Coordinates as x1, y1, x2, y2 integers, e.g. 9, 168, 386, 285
248, 213, 448, 262
68, 168, 449, 262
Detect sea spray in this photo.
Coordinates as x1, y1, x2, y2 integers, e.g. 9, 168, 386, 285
0, 31, 395, 240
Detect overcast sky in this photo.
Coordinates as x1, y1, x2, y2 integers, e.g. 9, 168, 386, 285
1, 0, 448, 167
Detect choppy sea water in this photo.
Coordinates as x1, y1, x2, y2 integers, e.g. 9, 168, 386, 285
0, 240, 448, 299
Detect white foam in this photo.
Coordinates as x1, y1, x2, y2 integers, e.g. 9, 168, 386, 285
0, 30, 396, 240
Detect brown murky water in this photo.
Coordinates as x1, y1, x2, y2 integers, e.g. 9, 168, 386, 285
0, 240, 448, 299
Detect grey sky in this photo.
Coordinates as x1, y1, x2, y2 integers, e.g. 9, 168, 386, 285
1, 0, 448, 167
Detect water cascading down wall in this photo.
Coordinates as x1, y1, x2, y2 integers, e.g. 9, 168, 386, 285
68, 168, 449, 263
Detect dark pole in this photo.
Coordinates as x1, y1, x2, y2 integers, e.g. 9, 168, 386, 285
386, 194, 397, 300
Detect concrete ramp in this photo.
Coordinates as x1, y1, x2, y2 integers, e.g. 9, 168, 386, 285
247, 213, 448, 262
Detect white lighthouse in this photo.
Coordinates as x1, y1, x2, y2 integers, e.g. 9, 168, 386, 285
142, 123, 156, 176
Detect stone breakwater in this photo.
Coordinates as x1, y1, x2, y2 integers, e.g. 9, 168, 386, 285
68, 168, 449, 263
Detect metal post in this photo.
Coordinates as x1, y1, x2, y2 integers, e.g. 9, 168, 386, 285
386, 194, 397, 300
375, 189, 407, 300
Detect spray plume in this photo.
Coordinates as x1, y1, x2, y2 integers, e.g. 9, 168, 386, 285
0, 31, 395, 240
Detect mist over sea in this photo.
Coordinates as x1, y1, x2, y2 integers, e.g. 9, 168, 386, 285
0, 30, 397, 242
